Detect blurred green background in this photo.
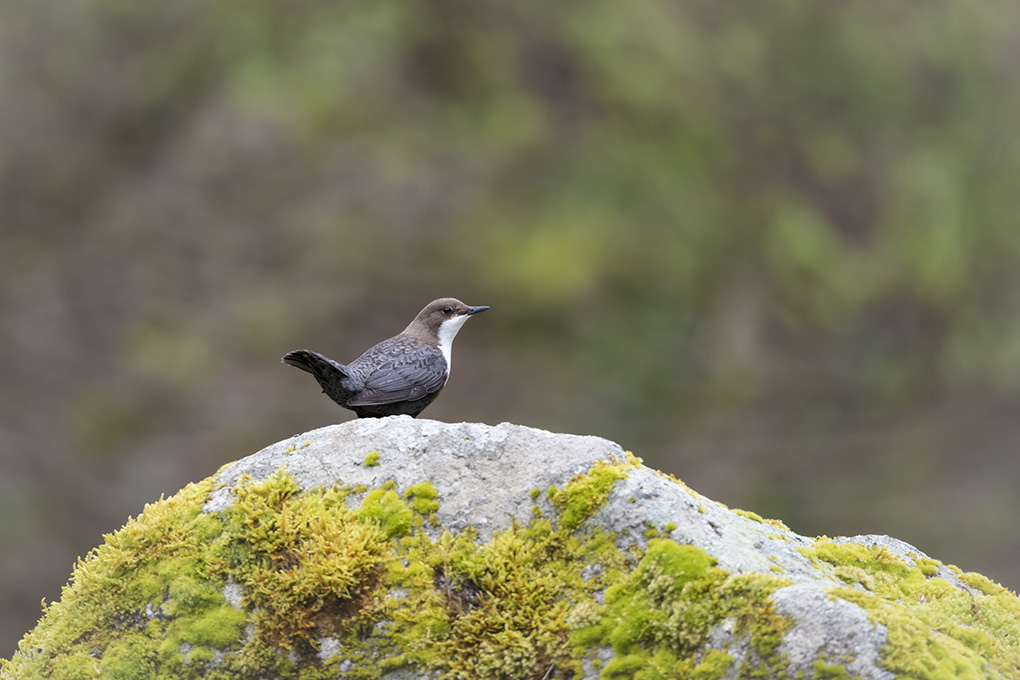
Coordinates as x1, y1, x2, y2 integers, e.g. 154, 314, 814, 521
4, 0, 1020, 657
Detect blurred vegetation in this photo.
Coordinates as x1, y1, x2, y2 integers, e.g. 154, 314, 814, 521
4, 0, 1020, 658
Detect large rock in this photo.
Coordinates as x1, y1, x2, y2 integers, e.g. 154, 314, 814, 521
3, 418, 1020, 680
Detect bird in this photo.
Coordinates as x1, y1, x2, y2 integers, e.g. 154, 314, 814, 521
282, 298, 489, 418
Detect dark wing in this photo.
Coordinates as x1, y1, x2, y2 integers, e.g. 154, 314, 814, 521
346, 340, 447, 407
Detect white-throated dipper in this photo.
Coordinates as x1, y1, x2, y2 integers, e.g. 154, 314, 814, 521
282, 298, 489, 418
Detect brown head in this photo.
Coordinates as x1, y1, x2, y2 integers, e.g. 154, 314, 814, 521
402, 298, 489, 351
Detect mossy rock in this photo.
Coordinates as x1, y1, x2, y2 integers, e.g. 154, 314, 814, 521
3, 418, 1020, 679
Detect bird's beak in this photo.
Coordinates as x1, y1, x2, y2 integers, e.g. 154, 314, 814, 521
467, 306, 490, 315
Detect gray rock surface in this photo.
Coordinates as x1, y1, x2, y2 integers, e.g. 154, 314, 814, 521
207, 417, 627, 540
772, 583, 893, 680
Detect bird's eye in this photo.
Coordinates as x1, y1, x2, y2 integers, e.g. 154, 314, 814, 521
442, 306, 453, 314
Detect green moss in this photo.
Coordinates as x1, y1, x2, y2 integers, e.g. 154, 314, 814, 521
178, 604, 248, 648
364, 451, 381, 467
811, 660, 851, 679
356, 488, 414, 537
529, 487, 541, 500
186, 646, 216, 666
644, 521, 679, 540
579, 539, 791, 678
215, 470, 393, 651
602, 653, 647, 678
0, 478, 244, 680
763, 517, 792, 531
807, 539, 909, 580
692, 649, 734, 680
550, 459, 630, 531
733, 509, 764, 523
404, 481, 439, 515
372, 510, 646, 680
801, 539, 1020, 679
959, 570, 1002, 596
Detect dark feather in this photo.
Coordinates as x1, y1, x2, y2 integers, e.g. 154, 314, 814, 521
346, 339, 447, 407
281, 350, 361, 407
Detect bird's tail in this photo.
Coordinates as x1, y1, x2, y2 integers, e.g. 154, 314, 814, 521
282, 349, 338, 375
282, 349, 360, 406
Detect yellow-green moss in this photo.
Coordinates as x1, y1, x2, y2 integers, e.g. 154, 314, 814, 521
550, 459, 631, 531
180, 605, 249, 648
576, 539, 792, 678
364, 451, 381, 467
373, 520, 638, 679
733, 509, 764, 523
918, 558, 940, 577
355, 488, 414, 537
404, 481, 439, 515
693, 649, 736, 680
812, 659, 852, 679
215, 470, 392, 651
644, 521, 679, 540
0, 478, 241, 680
1, 470, 404, 680
801, 538, 1020, 679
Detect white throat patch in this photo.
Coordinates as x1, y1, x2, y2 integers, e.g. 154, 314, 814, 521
437, 314, 471, 373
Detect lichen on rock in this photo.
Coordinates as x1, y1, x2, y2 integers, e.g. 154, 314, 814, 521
3, 418, 1020, 680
